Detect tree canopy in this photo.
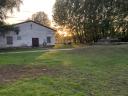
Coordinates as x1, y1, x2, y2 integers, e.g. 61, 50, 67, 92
31, 11, 51, 27
0, 0, 22, 21
53, 0, 128, 43
0, 0, 22, 34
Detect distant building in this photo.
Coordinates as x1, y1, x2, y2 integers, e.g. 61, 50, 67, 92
0, 21, 56, 48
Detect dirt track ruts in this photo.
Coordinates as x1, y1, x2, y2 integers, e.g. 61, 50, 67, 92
0, 65, 58, 84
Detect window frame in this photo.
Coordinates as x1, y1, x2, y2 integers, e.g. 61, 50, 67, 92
47, 36, 51, 43
17, 36, 22, 40
6, 36, 13, 45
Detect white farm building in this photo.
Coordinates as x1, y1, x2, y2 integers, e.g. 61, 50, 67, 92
0, 21, 56, 48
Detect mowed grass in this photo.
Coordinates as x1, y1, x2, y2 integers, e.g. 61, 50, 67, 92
0, 45, 128, 96
0, 47, 47, 52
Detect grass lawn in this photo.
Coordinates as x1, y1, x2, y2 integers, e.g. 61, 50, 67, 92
0, 47, 48, 53
0, 45, 128, 96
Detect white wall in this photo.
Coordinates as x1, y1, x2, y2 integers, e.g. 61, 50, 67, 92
0, 35, 6, 48
0, 21, 55, 48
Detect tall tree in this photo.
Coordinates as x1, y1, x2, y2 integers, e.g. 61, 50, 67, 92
0, 0, 22, 35
0, 0, 22, 21
31, 11, 51, 27
53, 0, 128, 43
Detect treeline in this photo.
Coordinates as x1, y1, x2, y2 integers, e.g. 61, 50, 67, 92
53, 0, 128, 44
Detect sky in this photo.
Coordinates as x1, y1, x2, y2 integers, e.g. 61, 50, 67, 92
6, 0, 56, 24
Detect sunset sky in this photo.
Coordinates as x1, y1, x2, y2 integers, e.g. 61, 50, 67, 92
6, 0, 56, 24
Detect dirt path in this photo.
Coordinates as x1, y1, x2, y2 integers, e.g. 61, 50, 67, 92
0, 65, 58, 84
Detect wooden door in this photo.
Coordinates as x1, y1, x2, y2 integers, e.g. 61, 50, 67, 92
32, 38, 39, 47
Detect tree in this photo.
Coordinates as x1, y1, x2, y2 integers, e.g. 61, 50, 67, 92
0, 0, 22, 35
0, 0, 22, 21
53, 0, 128, 44
0, 21, 13, 32
31, 11, 51, 27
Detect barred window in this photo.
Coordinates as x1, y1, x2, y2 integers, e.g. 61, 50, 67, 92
7, 36, 13, 45
47, 37, 51, 43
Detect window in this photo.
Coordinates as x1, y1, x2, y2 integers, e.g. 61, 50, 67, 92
17, 36, 21, 40
47, 37, 51, 43
7, 36, 13, 45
